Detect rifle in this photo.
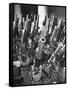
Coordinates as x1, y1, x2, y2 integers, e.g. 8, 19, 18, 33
43, 42, 64, 77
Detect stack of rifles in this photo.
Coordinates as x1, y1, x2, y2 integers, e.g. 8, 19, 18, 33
13, 13, 66, 83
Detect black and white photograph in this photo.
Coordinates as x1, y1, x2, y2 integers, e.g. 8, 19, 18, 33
9, 3, 66, 87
